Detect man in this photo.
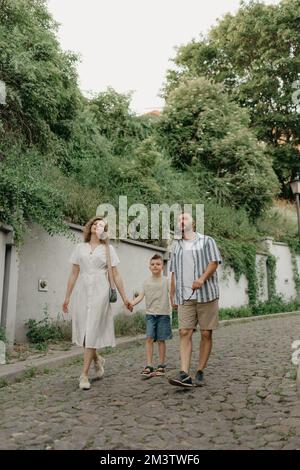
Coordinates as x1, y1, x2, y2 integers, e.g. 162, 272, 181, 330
169, 212, 222, 387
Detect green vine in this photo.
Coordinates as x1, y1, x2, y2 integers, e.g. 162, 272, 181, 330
219, 240, 258, 305
266, 254, 277, 300
284, 238, 300, 297
290, 250, 300, 297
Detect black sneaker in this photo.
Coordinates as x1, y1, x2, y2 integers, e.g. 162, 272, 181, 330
194, 369, 205, 386
168, 371, 193, 388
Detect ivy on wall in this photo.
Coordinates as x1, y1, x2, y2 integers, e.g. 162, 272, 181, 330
286, 239, 300, 297
266, 254, 277, 300
219, 240, 258, 305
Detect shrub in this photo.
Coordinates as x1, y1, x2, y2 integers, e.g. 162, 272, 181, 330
0, 326, 6, 342
114, 312, 146, 337
25, 307, 71, 345
219, 296, 300, 320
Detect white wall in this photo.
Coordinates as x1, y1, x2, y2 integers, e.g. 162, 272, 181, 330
266, 241, 297, 300
2, 225, 300, 344
14, 223, 167, 342
218, 265, 249, 308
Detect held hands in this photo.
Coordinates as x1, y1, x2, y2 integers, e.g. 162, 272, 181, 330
124, 299, 133, 313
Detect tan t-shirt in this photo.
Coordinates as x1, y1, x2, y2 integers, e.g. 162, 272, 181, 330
142, 275, 172, 316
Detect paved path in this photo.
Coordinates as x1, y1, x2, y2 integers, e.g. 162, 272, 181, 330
1, 315, 300, 450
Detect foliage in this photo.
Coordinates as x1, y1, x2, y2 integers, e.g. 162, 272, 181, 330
219, 240, 259, 304
158, 78, 279, 219
114, 312, 146, 337
0, 0, 81, 148
0, 0, 299, 292
164, 0, 300, 196
88, 88, 151, 155
285, 238, 300, 297
25, 306, 71, 345
219, 295, 300, 320
0, 142, 70, 243
266, 254, 277, 300
0, 326, 6, 342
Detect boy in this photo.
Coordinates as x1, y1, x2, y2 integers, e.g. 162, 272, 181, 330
131, 254, 172, 378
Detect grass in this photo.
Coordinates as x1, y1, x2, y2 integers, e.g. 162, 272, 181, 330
23, 366, 38, 379
113, 297, 300, 334
114, 312, 146, 337
219, 296, 300, 321
0, 379, 8, 388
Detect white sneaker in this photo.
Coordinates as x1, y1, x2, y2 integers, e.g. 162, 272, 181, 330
94, 354, 105, 379
79, 374, 91, 390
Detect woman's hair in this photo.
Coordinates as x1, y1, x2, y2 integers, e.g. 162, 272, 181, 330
83, 216, 108, 244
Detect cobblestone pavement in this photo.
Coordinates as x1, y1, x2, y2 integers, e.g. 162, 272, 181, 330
1, 315, 300, 450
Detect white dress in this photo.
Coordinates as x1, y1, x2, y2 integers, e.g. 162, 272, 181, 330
69, 242, 120, 349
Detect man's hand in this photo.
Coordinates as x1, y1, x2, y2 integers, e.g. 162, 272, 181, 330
192, 277, 205, 290
170, 293, 178, 310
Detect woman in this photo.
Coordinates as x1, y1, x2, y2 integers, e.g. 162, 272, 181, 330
62, 216, 131, 390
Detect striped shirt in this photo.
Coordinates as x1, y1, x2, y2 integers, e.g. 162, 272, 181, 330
169, 232, 222, 305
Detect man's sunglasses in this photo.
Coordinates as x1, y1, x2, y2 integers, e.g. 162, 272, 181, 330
183, 286, 196, 302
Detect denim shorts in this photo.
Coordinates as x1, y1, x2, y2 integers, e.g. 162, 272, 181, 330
146, 314, 172, 342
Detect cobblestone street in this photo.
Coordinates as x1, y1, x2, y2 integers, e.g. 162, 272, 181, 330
1, 314, 300, 450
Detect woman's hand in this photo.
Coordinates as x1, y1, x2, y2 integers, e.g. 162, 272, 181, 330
62, 297, 70, 314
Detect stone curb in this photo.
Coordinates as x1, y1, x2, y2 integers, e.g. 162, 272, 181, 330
0, 334, 145, 384
0, 310, 299, 385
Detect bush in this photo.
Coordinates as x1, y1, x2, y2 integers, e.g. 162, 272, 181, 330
114, 312, 146, 337
0, 326, 6, 342
25, 307, 71, 345
219, 296, 300, 320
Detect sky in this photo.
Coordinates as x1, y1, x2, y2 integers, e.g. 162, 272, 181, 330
47, 0, 280, 114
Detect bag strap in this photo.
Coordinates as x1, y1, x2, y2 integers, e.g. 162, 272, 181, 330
105, 240, 116, 289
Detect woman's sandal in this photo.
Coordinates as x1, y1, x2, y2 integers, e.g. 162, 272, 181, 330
155, 364, 166, 376
141, 365, 155, 379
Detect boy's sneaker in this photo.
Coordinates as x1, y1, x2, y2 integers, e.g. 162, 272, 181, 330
94, 354, 105, 379
168, 371, 193, 388
79, 374, 91, 390
141, 365, 155, 379
194, 369, 205, 386
155, 364, 166, 376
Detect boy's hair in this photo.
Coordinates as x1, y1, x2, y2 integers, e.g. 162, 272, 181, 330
150, 253, 163, 263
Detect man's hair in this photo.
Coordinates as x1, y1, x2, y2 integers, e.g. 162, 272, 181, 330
150, 254, 163, 263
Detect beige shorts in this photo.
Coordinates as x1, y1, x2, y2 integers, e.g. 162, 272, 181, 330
178, 299, 219, 331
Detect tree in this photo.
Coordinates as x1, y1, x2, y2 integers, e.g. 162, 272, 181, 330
158, 77, 279, 219
164, 0, 300, 196
0, 0, 81, 240
0, 0, 80, 149
89, 88, 151, 155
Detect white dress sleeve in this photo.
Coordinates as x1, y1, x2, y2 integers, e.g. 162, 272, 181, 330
109, 245, 120, 267
69, 244, 80, 265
